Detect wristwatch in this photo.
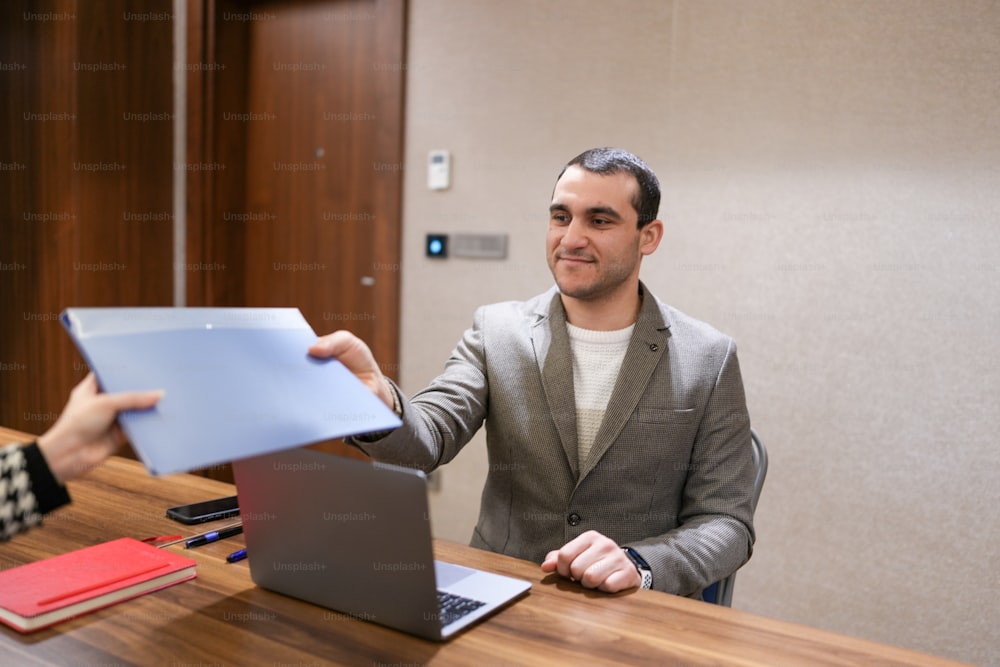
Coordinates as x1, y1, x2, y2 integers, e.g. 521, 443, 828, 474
623, 547, 653, 590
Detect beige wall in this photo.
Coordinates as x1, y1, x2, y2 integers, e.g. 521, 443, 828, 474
400, 2, 1000, 665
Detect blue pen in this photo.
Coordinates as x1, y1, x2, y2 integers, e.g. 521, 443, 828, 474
226, 548, 248, 563
185, 524, 243, 548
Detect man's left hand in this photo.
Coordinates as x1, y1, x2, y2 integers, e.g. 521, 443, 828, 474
540, 530, 641, 593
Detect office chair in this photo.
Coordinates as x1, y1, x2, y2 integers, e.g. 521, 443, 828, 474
701, 427, 768, 606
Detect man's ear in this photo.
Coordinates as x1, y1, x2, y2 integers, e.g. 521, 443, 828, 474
639, 219, 664, 256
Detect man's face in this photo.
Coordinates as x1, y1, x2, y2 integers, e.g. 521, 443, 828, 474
547, 165, 658, 303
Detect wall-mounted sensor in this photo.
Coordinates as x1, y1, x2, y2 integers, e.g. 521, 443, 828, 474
428, 150, 450, 190
426, 234, 448, 258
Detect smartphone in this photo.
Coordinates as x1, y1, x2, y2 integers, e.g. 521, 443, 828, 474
166, 495, 240, 525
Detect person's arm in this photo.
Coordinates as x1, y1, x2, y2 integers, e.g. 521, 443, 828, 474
36, 373, 163, 485
0, 374, 162, 541
311, 313, 490, 472
0, 441, 69, 540
307, 331, 402, 443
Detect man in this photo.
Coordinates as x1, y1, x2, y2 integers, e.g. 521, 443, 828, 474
310, 148, 755, 597
1, 373, 163, 540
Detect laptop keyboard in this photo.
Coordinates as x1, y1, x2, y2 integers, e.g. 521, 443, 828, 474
436, 591, 486, 627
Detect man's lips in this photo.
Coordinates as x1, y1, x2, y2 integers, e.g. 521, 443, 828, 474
556, 254, 594, 264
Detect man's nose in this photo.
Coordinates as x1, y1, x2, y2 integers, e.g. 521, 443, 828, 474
560, 219, 588, 248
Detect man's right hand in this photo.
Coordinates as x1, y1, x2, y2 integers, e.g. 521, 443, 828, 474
309, 331, 395, 409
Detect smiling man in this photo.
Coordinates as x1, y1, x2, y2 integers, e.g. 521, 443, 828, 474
311, 148, 756, 597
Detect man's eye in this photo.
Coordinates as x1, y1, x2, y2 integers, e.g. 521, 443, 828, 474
593, 219, 610, 226
552, 214, 570, 224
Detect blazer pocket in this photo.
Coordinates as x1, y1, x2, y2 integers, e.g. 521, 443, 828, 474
635, 407, 697, 425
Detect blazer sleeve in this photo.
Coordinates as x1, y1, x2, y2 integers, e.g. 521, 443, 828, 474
348, 307, 490, 472
627, 338, 756, 596
1, 442, 71, 541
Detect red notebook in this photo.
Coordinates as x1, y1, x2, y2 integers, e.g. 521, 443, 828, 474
0, 537, 197, 633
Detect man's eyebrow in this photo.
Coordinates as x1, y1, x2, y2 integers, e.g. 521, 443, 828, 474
548, 203, 624, 220
586, 205, 623, 220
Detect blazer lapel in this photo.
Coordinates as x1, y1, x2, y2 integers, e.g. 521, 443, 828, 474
578, 287, 670, 481
531, 291, 580, 476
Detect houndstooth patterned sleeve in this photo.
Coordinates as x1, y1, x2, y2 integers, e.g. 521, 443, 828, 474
0, 443, 45, 540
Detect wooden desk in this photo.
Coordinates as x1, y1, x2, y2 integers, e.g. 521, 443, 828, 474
0, 427, 971, 666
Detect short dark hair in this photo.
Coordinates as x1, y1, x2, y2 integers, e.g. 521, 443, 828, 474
557, 147, 661, 227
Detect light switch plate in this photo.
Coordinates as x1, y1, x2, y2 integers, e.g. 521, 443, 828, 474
428, 149, 450, 190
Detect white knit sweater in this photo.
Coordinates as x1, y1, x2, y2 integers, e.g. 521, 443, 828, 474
566, 322, 634, 466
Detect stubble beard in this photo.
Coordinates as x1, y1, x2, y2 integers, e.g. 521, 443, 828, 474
551, 256, 637, 302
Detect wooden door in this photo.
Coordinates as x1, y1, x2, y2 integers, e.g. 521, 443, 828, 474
241, 0, 401, 348
185, 0, 405, 477
0, 0, 174, 437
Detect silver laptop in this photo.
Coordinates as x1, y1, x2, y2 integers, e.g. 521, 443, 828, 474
232, 447, 531, 640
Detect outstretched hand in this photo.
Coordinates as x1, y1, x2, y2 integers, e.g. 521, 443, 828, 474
309, 330, 395, 409
36, 373, 163, 484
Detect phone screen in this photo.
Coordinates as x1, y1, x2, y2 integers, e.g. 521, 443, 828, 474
166, 495, 240, 525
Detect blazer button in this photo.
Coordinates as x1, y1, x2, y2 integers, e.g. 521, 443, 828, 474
567, 513, 581, 526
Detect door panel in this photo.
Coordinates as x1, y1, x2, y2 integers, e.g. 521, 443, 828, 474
243, 1, 381, 340
0, 0, 174, 440
186, 0, 405, 478
187, 0, 405, 479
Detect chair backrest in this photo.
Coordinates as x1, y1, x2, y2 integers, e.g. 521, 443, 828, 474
702, 427, 768, 606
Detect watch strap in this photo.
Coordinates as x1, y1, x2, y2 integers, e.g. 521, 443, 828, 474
622, 547, 653, 590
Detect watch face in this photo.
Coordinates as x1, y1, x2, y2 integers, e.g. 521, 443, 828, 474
624, 547, 651, 570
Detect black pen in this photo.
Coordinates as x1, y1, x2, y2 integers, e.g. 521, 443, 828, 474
185, 524, 243, 548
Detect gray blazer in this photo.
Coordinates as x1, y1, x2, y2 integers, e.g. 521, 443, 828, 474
354, 283, 755, 596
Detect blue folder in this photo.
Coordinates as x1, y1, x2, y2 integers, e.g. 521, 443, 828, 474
61, 307, 402, 476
